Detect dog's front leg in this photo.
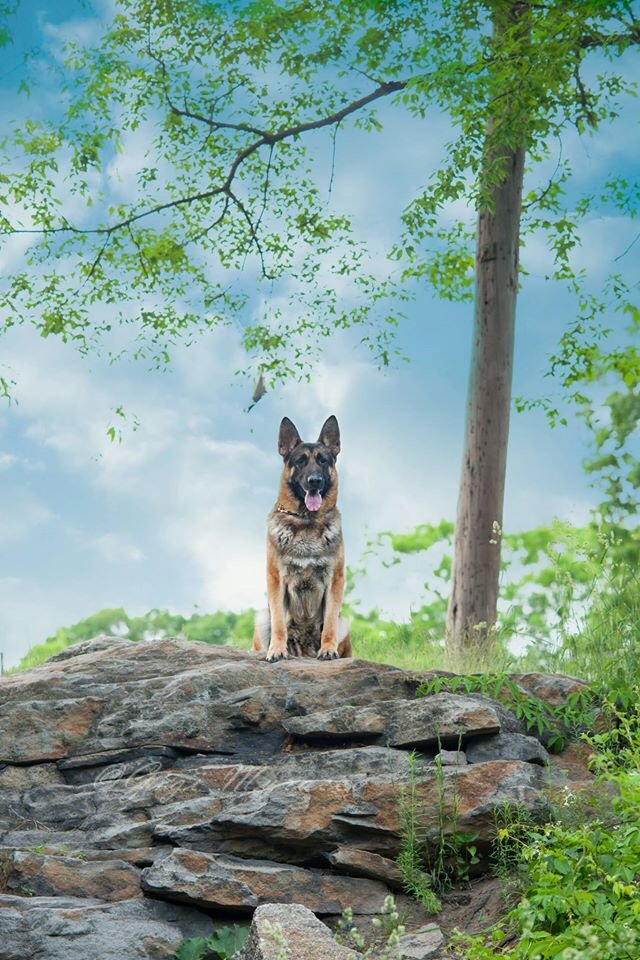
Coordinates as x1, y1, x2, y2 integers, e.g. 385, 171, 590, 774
265, 543, 288, 662
318, 545, 345, 660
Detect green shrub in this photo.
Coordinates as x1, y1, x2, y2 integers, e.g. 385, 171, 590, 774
11, 606, 255, 672
173, 924, 249, 960
453, 692, 640, 960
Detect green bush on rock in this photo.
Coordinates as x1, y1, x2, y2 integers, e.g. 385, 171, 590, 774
452, 692, 640, 960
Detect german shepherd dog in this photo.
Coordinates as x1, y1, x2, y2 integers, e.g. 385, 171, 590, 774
253, 415, 352, 662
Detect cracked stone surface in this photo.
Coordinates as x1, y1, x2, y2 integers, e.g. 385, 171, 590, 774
0, 635, 588, 958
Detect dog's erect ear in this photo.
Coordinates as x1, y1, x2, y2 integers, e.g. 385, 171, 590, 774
318, 415, 341, 457
278, 417, 302, 459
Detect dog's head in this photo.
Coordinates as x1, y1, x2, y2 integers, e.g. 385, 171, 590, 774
278, 415, 341, 513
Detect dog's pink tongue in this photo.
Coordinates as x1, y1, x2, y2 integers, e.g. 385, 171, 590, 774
305, 491, 323, 512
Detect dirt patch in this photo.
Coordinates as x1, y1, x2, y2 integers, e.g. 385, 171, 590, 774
438, 876, 513, 939
325, 878, 514, 957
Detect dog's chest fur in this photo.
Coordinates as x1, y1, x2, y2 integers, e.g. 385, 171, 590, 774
267, 508, 342, 650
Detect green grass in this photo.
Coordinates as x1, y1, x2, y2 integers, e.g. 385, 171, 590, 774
351, 617, 445, 670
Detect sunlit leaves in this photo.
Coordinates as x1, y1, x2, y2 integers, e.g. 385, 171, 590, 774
0, 0, 637, 392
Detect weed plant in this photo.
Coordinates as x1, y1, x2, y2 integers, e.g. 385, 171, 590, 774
336, 896, 408, 959
396, 749, 480, 913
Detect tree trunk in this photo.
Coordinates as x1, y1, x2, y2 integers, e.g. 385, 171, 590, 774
446, 50, 526, 658
446, 144, 525, 657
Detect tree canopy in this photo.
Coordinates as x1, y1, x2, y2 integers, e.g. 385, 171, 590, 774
1, 0, 637, 400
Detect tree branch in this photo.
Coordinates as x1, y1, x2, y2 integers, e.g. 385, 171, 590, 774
227, 187, 274, 280
522, 135, 563, 211
169, 102, 268, 139
614, 229, 640, 262
2, 80, 407, 240
573, 60, 597, 129
185, 195, 231, 245
260, 80, 406, 145
580, 24, 640, 49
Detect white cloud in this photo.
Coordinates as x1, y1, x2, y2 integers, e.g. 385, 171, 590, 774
159, 434, 273, 611
40, 11, 107, 61
0, 451, 42, 473
94, 532, 145, 563
0, 233, 35, 273
0, 492, 51, 546
0, 452, 18, 470
106, 124, 166, 203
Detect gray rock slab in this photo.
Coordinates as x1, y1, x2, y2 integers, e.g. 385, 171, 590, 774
326, 846, 403, 887
0, 637, 565, 960
3, 849, 141, 901
238, 902, 362, 960
141, 848, 389, 915
435, 749, 467, 766
0, 639, 416, 763
283, 693, 501, 747
398, 924, 445, 959
466, 732, 549, 766
151, 760, 548, 864
0, 894, 213, 960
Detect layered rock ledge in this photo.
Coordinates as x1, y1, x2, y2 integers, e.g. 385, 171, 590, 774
0, 636, 592, 959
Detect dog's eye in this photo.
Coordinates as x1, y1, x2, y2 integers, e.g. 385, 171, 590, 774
316, 454, 328, 465
294, 455, 308, 467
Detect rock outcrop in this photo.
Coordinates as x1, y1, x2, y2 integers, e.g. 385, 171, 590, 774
0, 894, 213, 960
239, 903, 361, 959
0, 636, 592, 958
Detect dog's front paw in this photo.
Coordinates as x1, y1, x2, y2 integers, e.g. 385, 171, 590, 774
317, 648, 339, 660
266, 648, 289, 663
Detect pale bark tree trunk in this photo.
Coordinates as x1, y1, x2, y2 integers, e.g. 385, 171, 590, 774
446, 4, 527, 659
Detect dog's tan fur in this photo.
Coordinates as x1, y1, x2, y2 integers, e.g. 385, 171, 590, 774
253, 416, 351, 662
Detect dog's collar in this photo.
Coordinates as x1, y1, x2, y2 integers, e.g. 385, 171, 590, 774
276, 502, 311, 519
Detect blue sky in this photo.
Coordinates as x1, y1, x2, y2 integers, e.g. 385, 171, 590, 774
0, 1, 638, 666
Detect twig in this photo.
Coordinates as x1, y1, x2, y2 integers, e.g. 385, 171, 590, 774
522, 135, 564, 211
227, 187, 274, 279
614, 230, 640, 262
328, 120, 341, 196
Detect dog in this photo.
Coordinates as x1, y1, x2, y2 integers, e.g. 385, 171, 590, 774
253, 415, 352, 662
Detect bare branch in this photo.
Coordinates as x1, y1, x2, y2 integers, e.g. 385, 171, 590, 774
82, 233, 111, 284
328, 120, 341, 196
126, 224, 150, 277
185, 194, 231, 245
255, 144, 275, 236
259, 80, 406, 145
145, 36, 268, 140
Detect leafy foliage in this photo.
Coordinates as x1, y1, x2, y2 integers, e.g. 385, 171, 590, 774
397, 752, 442, 914
419, 673, 598, 753
354, 371, 640, 679
490, 801, 538, 883
173, 924, 249, 960
454, 693, 640, 960
12, 606, 255, 672
0, 1, 637, 394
